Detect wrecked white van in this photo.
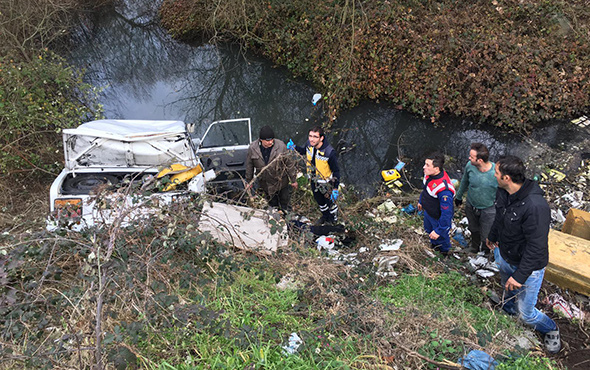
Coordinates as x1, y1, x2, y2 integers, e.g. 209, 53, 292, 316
48, 119, 218, 230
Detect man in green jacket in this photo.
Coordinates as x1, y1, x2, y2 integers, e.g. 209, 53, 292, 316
455, 143, 497, 254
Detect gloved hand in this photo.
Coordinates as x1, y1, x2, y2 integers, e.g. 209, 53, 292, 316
454, 198, 463, 207
287, 139, 295, 150
330, 189, 339, 201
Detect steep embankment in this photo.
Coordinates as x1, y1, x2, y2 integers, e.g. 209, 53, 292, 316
160, 0, 590, 129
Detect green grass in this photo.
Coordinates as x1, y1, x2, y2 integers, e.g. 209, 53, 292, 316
496, 353, 560, 369
140, 268, 372, 369
375, 271, 516, 332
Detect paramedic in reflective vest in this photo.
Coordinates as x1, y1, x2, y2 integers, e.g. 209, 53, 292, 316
287, 126, 340, 225
417, 152, 455, 254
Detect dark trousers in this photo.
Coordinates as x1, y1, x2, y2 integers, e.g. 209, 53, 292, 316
465, 201, 496, 252
311, 181, 338, 221
267, 185, 291, 212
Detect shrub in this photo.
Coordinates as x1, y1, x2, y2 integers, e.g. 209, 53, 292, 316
0, 51, 102, 180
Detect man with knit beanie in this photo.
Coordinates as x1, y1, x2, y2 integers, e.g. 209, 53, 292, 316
245, 126, 297, 211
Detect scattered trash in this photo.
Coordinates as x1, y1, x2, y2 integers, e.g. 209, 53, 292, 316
453, 253, 461, 259
551, 209, 566, 223
475, 269, 495, 278
486, 261, 499, 272
453, 231, 468, 247
460, 217, 469, 226
373, 255, 400, 278
425, 249, 436, 258
562, 191, 584, 209
282, 332, 303, 355
458, 350, 498, 370
316, 236, 335, 251
375, 215, 398, 224
543, 293, 586, 320
451, 178, 460, 189
358, 247, 369, 253
394, 161, 406, 171
468, 256, 489, 271
571, 115, 589, 128
507, 329, 540, 351
377, 199, 396, 213
378, 239, 403, 251
276, 274, 300, 291
401, 204, 417, 214
381, 169, 401, 182
548, 169, 566, 182
467, 255, 497, 278
312, 93, 322, 105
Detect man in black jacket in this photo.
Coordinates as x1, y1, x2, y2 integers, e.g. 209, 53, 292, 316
486, 156, 560, 354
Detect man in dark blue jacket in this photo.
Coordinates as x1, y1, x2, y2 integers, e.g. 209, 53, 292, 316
486, 155, 560, 354
418, 152, 455, 255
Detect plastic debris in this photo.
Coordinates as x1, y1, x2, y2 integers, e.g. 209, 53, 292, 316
467, 255, 497, 278
548, 169, 566, 182
312, 93, 322, 105
551, 209, 566, 223
458, 350, 498, 370
276, 274, 300, 291
394, 161, 406, 171
282, 332, 303, 355
377, 199, 396, 213
460, 217, 469, 226
375, 215, 397, 224
316, 236, 335, 251
475, 269, 495, 278
468, 256, 489, 271
401, 204, 417, 214
373, 255, 400, 277
453, 231, 468, 247
425, 249, 436, 258
381, 169, 401, 182
571, 115, 589, 128
562, 191, 584, 209
544, 293, 586, 320
485, 261, 499, 272
378, 239, 403, 251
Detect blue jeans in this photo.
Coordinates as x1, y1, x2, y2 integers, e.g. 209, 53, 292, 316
494, 248, 557, 334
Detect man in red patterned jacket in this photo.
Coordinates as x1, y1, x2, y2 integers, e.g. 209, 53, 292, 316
418, 152, 455, 255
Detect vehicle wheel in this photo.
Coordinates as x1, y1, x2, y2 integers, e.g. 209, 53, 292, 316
62, 174, 119, 194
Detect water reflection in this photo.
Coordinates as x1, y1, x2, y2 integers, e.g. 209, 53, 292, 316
69, 2, 587, 196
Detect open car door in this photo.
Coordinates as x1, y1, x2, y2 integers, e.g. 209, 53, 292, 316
193, 118, 252, 189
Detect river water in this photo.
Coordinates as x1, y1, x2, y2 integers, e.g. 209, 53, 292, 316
68, 0, 587, 196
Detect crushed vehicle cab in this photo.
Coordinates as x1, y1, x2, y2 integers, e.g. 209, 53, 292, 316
192, 118, 252, 193
48, 119, 218, 231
